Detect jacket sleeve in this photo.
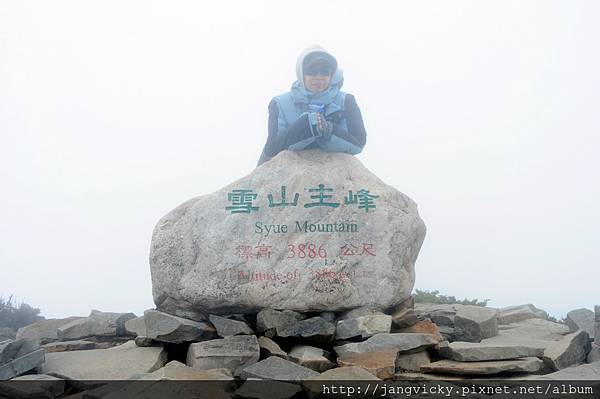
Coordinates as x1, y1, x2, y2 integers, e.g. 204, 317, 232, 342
328, 94, 367, 149
261, 99, 316, 158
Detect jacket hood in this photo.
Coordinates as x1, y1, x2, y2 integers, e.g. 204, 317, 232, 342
295, 45, 342, 91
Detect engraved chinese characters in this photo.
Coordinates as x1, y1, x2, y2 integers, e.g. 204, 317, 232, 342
150, 150, 426, 317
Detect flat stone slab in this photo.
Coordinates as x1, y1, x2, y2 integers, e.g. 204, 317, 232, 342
396, 351, 431, 372
150, 150, 427, 315
276, 317, 335, 342
186, 335, 259, 376
440, 341, 544, 362
335, 314, 392, 340
145, 309, 216, 343
420, 357, 543, 375
42, 340, 97, 353
16, 317, 84, 344
40, 340, 167, 379
240, 356, 318, 382
138, 360, 234, 381
57, 310, 136, 340
334, 333, 439, 358
0, 349, 45, 380
496, 304, 548, 324
337, 349, 398, 379
481, 318, 570, 350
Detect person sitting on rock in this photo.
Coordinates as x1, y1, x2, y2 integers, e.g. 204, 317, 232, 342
256, 45, 367, 167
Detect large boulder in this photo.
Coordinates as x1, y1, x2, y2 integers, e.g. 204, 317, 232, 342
149, 150, 426, 317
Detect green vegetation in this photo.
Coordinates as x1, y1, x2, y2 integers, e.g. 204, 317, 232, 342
0, 295, 45, 330
413, 289, 490, 306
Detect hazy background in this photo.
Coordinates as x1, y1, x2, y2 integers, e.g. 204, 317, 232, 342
1, 1, 598, 320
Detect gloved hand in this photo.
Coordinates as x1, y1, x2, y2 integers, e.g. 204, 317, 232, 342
316, 112, 333, 141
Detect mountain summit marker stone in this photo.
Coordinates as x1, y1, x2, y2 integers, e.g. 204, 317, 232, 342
150, 150, 426, 319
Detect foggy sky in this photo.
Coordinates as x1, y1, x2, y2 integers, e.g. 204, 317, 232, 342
1, 1, 598, 320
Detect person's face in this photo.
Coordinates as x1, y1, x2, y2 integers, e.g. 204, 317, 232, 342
303, 62, 333, 93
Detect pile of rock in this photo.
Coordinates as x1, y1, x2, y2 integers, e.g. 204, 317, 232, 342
1, 301, 598, 398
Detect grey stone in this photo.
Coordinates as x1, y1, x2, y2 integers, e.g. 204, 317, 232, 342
138, 360, 234, 381
481, 318, 570, 352
396, 351, 431, 372
288, 345, 335, 372
421, 357, 543, 375
587, 344, 600, 363
334, 333, 440, 358
497, 304, 548, 324
134, 336, 158, 347
144, 309, 216, 344
414, 303, 459, 327
256, 309, 305, 337
186, 335, 259, 376
391, 307, 419, 328
440, 341, 544, 362
236, 379, 301, 399
335, 314, 391, 340
453, 306, 498, 342
0, 339, 40, 365
535, 360, 600, 380
57, 310, 136, 340
276, 317, 335, 342
41, 340, 166, 379
124, 316, 147, 336
0, 328, 16, 341
566, 308, 595, 337
339, 306, 385, 320
1, 374, 65, 398
303, 367, 380, 397
16, 317, 83, 344
0, 349, 45, 380
240, 356, 318, 382
543, 330, 592, 370
42, 339, 96, 353
209, 314, 254, 337
149, 150, 427, 316
594, 305, 600, 345
319, 312, 337, 323
258, 336, 288, 359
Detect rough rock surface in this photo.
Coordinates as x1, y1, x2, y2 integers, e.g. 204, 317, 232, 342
595, 305, 600, 343
144, 309, 216, 343
209, 315, 254, 337
240, 356, 319, 381
396, 351, 431, 372
496, 304, 548, 324
542, 330, 592, 371
440, 341, 544, 362
57, 310, 136, 340
149, 150, 426, 316
335, 314, 392, 340
453, 306, 498, 342
138, 360, 234, 381
42, 340, 97, 353
565, 308, 595, 337
337, 349, 397, 379
124, 316, 147, 337
420, 357, 543, 375
335, 333, 439, 358
257, 336, 287, 359
186, 335, 259, 376
276, 317, 335, 342
288, 345, 335, 372
40, 340, 166, 379
16, 317, 83, 344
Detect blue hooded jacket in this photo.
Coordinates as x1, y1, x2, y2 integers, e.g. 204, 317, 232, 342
257, 46, 367, 166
